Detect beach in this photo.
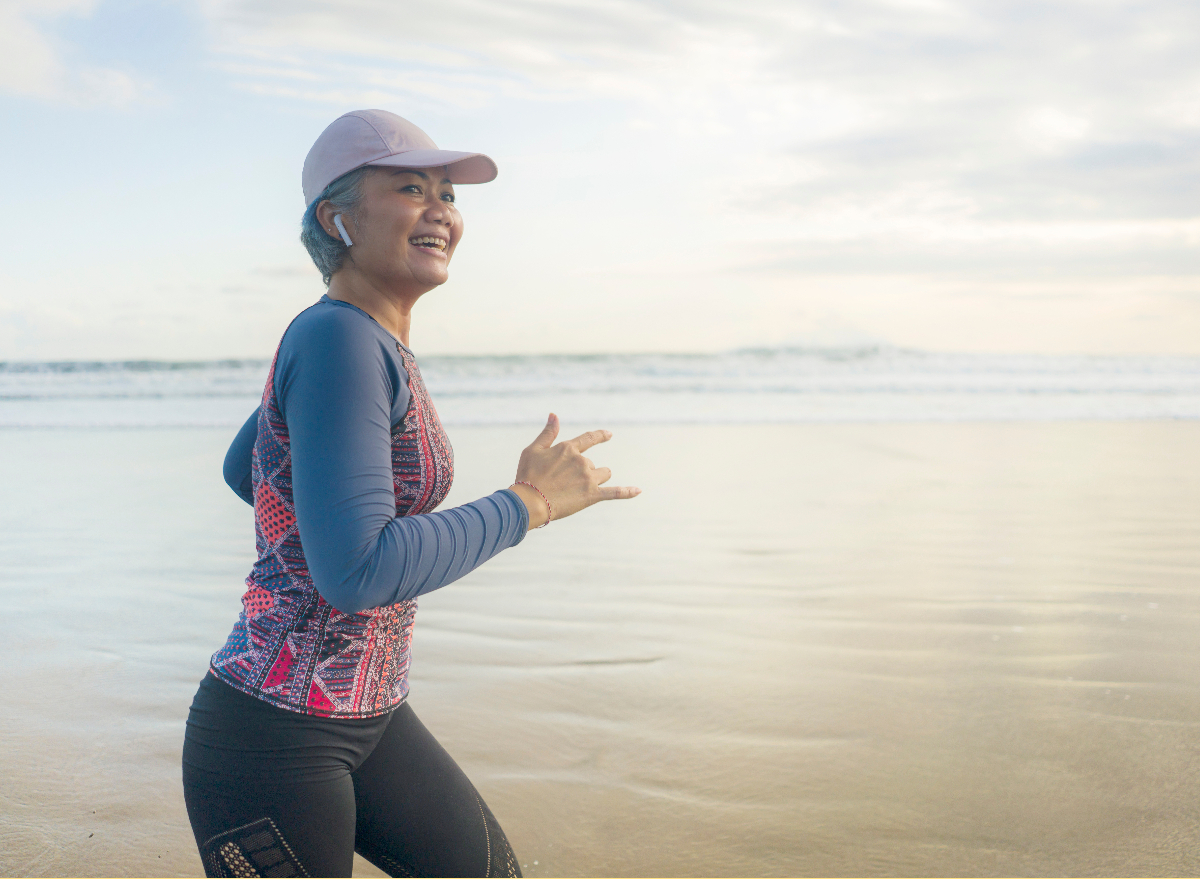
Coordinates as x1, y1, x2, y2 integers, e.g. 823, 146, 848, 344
2, 420, 1199, 876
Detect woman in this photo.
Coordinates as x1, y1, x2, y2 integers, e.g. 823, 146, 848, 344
182, 109, 640, 878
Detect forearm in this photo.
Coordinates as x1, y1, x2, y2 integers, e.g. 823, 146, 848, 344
318, 489, 528, 612
223, 407, 259, 505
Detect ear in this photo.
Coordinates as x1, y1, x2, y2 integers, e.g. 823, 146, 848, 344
315, 200, 351, 241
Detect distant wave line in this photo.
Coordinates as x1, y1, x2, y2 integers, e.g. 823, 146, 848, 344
3, 386, 1199, 402
4, 413, 1199, 430
4, 348, 1200, 374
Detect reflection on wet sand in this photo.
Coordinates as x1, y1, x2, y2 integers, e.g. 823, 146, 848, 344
2, 423, 1198, 876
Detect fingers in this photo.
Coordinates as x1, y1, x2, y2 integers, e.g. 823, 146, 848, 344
599, 485, 641, 500
592, 466, 612, 485
529, 413, 560, 450
568, 428, 613, 452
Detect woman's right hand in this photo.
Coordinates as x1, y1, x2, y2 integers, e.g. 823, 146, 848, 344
509, 413, 641, 528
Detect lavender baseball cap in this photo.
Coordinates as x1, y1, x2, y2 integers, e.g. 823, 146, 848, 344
302, 109, 498, 206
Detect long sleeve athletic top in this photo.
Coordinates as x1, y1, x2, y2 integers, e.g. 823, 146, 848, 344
221, 296, 528, 612
209, 296, 528, 717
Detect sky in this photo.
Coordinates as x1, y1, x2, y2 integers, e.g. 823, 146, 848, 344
1, 0, 1198, 360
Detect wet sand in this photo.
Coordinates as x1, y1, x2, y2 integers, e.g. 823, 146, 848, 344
2, 422, 1199, 876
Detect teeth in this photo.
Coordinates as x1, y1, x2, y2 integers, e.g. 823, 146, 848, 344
409, 236, 447, 250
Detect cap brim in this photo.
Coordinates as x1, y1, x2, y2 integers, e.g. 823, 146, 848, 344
368, 149, 498, 184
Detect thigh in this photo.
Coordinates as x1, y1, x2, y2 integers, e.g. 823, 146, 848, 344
183, 770, 357, 878
181, 675, 382, 878
351, 703, 522, 878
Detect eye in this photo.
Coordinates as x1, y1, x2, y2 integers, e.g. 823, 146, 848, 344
441, 191, 456, 203
401, 184, 423, 195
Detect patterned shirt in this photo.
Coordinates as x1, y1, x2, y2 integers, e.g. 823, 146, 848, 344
211, 297, 527, 717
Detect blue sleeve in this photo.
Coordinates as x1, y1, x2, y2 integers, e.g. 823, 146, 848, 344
275, 306, 528, 614
223, 407, 259, 506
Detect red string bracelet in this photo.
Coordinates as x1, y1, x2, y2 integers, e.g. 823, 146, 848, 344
511, 481, 552, 528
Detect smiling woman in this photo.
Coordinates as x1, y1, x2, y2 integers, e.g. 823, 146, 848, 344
180, 109, 640, 878
316, 166, 464, 334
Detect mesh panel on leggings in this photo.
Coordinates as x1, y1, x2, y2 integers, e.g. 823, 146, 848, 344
491, 834, 521, 878
477, 793, 522, 878
363, 837, 519, 879
201, 817, 309, 878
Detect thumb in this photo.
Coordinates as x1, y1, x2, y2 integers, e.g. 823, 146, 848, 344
530, 412, 559, 449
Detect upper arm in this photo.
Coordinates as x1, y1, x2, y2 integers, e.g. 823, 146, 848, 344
277, 313, 404, 608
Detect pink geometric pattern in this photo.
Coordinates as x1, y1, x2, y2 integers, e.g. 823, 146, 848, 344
209, 345, 453, 717
255, 483, 295, 547
242, 586, 275, 619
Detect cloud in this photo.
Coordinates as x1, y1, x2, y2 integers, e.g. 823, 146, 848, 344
0, 0, 154, 106
199, 0, 1200, 203
201, 0, 830, 125
740, 0, 1200, 230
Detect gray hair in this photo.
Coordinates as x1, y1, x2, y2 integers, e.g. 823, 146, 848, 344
299, 166, 371, 285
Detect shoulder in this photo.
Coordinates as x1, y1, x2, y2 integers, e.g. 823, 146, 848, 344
274, 299, 404, 407
281, 298, 389, 355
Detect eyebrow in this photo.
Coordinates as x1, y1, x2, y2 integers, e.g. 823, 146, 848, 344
391, 169, 453, 185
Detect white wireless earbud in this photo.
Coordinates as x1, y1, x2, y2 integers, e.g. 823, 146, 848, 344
332, 214, 353, 247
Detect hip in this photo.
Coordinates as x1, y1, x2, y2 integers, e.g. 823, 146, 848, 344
183, 673, 396, 786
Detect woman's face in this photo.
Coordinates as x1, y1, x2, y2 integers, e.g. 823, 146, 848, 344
337, 166, 463, 293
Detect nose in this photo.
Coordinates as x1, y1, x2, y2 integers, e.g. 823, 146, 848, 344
424, 196, 455, 227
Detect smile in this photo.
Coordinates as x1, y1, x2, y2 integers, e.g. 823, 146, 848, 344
409, 236, 448, 252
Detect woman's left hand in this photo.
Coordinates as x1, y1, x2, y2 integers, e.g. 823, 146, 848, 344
509, 413, 640, 528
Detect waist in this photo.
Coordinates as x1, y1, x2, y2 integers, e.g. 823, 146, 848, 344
210, 592, 418, 718
184, 673, 395, 784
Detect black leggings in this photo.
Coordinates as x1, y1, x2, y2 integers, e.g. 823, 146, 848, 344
182, 674, 521, 878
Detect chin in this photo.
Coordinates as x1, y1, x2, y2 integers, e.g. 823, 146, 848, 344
420, 271, 450, 288
384, 265, 448, 289
429, 262, 452, 282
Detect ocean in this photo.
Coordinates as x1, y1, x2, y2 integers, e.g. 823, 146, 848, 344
3, 348, 1200, 428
